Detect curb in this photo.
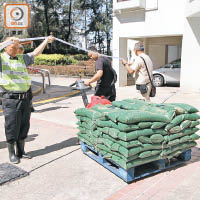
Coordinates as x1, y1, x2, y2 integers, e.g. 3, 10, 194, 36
32, 84, 42, 96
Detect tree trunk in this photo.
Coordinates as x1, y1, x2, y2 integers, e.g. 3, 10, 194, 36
107, 33, 110, 55
65, 0, 72, 42
44, 0, 50, 35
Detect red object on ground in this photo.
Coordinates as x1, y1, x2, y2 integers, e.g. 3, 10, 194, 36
87, 96, 112, 109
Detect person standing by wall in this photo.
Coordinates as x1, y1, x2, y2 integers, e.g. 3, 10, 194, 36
0, 36, 54, 164
84, 47, 117, 102
122, 42, 153, 101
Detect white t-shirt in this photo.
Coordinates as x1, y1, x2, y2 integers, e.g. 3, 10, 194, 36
130, 53, 153, 85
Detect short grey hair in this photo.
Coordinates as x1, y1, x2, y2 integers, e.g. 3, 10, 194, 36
87, 46, 98, 52
18, 44, 24, 50
134, 42, 144, 51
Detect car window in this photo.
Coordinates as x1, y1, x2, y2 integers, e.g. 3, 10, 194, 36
173, 64, 181, 68
164, 64, 171, 68
171, 59, 181, 64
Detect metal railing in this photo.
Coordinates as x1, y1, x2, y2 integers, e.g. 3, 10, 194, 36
28, 67, 51, 94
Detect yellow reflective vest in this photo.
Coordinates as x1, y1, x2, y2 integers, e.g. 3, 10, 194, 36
0, 53, 31, 92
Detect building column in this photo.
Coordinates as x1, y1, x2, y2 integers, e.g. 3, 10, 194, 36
143, 38, 149, 54
113, 37, 128, 87
180, 17, 200, 92
119, 38, 128, 86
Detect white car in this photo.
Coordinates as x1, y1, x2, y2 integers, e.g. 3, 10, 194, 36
153, 59, 181, 87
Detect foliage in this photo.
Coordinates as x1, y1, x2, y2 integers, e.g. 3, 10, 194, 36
34, 54, 89, 66
74, 54, 89, 61
26, 0, 112, 55
0, 1, 113, 56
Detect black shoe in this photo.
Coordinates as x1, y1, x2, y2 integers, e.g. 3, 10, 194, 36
16, 140, 32, 159
7, 143, 20, 164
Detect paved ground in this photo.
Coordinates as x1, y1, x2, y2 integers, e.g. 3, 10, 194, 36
0, 75, 200, 200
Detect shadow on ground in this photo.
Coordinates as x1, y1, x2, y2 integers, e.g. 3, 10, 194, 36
0, 134, 38, 150
34, 106, 69, 113
189, 146, 200, 164
29, 137, 78, 157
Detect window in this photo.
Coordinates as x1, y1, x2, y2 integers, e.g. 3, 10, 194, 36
12, 31, 16, 35
18, 31, 23, 35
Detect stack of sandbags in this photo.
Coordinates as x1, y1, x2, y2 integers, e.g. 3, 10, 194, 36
74, 99, 200, 170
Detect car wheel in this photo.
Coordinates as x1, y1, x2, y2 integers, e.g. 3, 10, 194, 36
153, 74, 164, 87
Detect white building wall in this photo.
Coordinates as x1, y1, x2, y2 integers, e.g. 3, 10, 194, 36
180, 0, 200, 92
113, 0, 187, 86
114, 0, 187, 38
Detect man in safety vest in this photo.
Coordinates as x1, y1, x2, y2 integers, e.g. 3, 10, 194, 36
0, 36, 54, 164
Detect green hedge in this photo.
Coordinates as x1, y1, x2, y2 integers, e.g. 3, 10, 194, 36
34, 54, 89, 66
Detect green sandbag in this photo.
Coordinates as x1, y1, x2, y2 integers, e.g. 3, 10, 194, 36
139, 150, 161, 159
151, 122, 167, 129
150, 134, 164, 143
92, 130, 103, 138
182, 127, 199, 135
179, 135, 190, 143
160, 142, 196, 156
77, 126, 86, 132
115, 110, 175, 124
169, 103, 199, 113
118, 128, 167, 141
100, 127, 119, 139
138, 136, 152, 144
97, 144, 123, 158
116, 122, 140, 132
103, 133, 143, 148
78, 134, 94, 147
90, 137, 103, 145
169, 126, 182, 134
180, 120, 192, 130
117, 100, 176, 120
123, 98, 148, 105
118, 143, 169, 158
107, 110, 127, 123
92, 104, 119, 116
111, 143, 121, 152
160, 104, 185, 114
77, 121, 97, 131
103, 138, 113, 148
95, 120, 115, 128
103, 139, 121, 152
190, 134, 200, 141
97, 144, 138, 162
190, 121, 200, 128
100, 151, 138, 163
163, 128, 198, 141
138, 122, 153, 129
109, 142, 197, 170
76, 116, 93, 123
78, 131, 101, 146
183, 113, 200, 120
101, 151, 112, 159
75, 108, 105, 120
112, 100, 141, 110
165, 115, 185, 131
111, 154, 138, 163
106, 127, 119, 139
167, 139, 180, 146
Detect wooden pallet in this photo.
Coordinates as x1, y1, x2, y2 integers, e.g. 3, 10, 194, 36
80, 141, 191, 183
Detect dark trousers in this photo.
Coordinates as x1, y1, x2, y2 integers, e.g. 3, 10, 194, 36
95, 85, 116, 102
2, 91, 31, 144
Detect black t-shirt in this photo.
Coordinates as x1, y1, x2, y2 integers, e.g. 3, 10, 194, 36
95, 56, 115, 87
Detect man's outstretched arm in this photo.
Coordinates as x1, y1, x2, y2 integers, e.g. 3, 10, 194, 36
32, 36, 54, 57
